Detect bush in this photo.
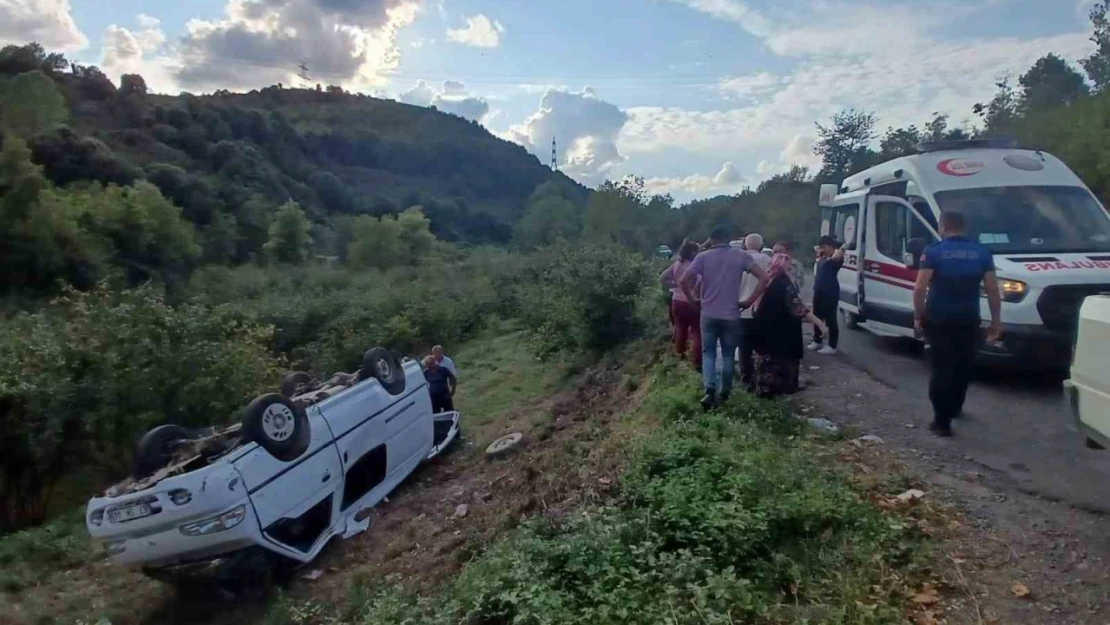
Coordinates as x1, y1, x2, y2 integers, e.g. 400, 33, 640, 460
0, 286, 280, 532
515, 243, 650, 355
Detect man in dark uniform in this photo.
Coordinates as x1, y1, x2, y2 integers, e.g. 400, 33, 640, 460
913, 210, 1002, 437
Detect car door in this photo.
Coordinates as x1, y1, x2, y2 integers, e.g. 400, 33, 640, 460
861, 195, 940, 335
236, 406, 343, 559
827, 192, 866, 313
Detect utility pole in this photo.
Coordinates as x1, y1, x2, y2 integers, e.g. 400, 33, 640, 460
297, 62, 311, 86
550, 136, 558, 171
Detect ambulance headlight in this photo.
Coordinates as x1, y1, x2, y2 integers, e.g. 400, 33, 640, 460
998, 278, 1028, 303
984, 278, 1027, 303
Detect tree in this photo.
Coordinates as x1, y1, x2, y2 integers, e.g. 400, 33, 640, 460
879, 125, 921, 160
347, 214, 405, 269
973, 77, 1022, 137
1083, 1, 1110, 92
814, 109, 878, 180
0, 43, 67, 76
396, 206, 436, 255
119, 73, 148, 97
1019, 54, 1089, 114
0, 71, 67, 138
513, 194, 581, 249
263, 200, 313, 263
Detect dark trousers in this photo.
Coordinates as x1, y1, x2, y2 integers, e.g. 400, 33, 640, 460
925, 322, 978, 428
738, 317, 759, 391
671, 299, 702, 367
811, 294, 839, 349
431, 391, 455, 414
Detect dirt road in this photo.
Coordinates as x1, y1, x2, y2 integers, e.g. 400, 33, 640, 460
830, 325, 1110, 512
795, 344, 1110, 624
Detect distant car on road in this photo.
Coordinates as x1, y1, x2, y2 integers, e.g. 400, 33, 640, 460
655, 244, 673, 260
1064, 295, 1110, 450
85, 347, 460, 592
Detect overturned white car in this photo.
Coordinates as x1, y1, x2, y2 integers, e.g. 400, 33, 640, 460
85, 347, 460, 588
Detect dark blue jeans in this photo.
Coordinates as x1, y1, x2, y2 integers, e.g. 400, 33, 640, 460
701, 317, 740, 396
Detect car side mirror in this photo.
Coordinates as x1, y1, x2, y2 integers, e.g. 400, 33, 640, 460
905, 238, 927, 269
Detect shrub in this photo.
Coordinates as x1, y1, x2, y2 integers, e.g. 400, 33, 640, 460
0, 285, 280, 532
515, 243, 650, 355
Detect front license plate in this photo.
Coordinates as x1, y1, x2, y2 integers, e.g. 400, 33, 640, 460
109, 501, 152, 524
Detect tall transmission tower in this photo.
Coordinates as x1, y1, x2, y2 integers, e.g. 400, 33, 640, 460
550, 137, 558, 171
297, 62, 311, 85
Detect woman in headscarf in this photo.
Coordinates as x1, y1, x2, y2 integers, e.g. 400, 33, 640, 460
751, 253, 828, 398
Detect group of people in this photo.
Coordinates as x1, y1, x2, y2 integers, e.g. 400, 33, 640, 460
661, 209, 1003, 437
660, 225, 840, 410
421, 345, 458, 413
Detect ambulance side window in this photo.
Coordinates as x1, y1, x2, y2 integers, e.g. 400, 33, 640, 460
875, 202, 909, 261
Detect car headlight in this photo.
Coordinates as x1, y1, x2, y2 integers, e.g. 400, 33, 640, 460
180, 505, 247, 536
983, 278, 1028, 303
89, 508, 104, 527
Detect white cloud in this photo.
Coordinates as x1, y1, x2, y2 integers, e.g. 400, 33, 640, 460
719, 72, 778, 98
100, 16, 179, 92
670, 0, 770, 37
0, 0, 87, 51
780, 135, 821, 169
446, 14, 504, 48
175, 0, 420, 92
508, 87, 629, 185
398, 79, 490, 121
645, 161, 748, 196
621, 32, 1093, 161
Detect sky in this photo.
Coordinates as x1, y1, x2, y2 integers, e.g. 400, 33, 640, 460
0, 0, 1100, 202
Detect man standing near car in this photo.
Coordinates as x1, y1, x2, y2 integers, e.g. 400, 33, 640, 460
423, 355, 456, 413
680, 225, 769, 410
913, 210, 1002, 437
808, 236, 844, 355
432, 345, 457, 377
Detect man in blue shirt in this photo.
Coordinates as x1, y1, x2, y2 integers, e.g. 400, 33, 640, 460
913, 210, 1002, 437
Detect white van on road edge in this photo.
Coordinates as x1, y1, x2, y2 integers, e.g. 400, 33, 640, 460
819, 139, 1110, 369
85, 348, 461, 591
1064, 294, 1110, 449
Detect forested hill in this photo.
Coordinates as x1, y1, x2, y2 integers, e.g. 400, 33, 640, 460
1, 43, 585, 260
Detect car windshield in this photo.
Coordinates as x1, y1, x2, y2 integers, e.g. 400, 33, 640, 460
933, 186, 1110, 254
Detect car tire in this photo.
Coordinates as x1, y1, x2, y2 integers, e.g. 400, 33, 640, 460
242, 393, 311, 462
358, 347, 406, 395
134, 424, 192, 479
280, 371, 315, 398
842, 308, 860, 330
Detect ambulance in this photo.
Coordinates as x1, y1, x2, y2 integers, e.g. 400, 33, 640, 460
818, 138, 1110, 369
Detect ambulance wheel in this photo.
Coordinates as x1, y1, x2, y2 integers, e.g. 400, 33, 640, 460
359, 347, 406, 395
842, 308, 860, 330
242, 394, 311, 462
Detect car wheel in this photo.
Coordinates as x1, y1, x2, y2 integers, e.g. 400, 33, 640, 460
280, 371, 315, 398
358, 347, 406, 395
134, 424, 192, 479
242, 393, 311, 462
842, 308, 860, 330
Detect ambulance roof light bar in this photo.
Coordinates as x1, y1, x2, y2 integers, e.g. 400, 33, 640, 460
915, 137, 1019, 153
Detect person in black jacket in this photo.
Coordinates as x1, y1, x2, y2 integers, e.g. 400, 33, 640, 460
422, 355, 456, 413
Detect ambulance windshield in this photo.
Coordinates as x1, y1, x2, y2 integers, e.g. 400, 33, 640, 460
933, 186, 1110, 254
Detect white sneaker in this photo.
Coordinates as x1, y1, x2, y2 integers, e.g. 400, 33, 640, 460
806, 342, 821, 351
817, 346, 838, 355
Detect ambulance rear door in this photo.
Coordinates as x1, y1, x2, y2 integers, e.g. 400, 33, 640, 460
860, 195, 940, 336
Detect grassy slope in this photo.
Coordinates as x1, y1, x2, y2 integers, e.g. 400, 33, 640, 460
1, 330, 938, 625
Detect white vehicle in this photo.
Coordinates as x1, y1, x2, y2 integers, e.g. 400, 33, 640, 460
1064, 294, 1110, 449
818, 138, 1110, 368
85, 347, 460, 589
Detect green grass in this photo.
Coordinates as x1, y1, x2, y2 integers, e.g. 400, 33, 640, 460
0, 510, 94, 594
274, 357, 930, 625
449, 322, 573, 430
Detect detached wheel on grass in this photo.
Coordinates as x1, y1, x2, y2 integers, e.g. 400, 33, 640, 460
485, 432, 525, 459
280, 371, 315, 398
242, 393, 311, 462
134, 424, 192, 479
358, 347, 406, 395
